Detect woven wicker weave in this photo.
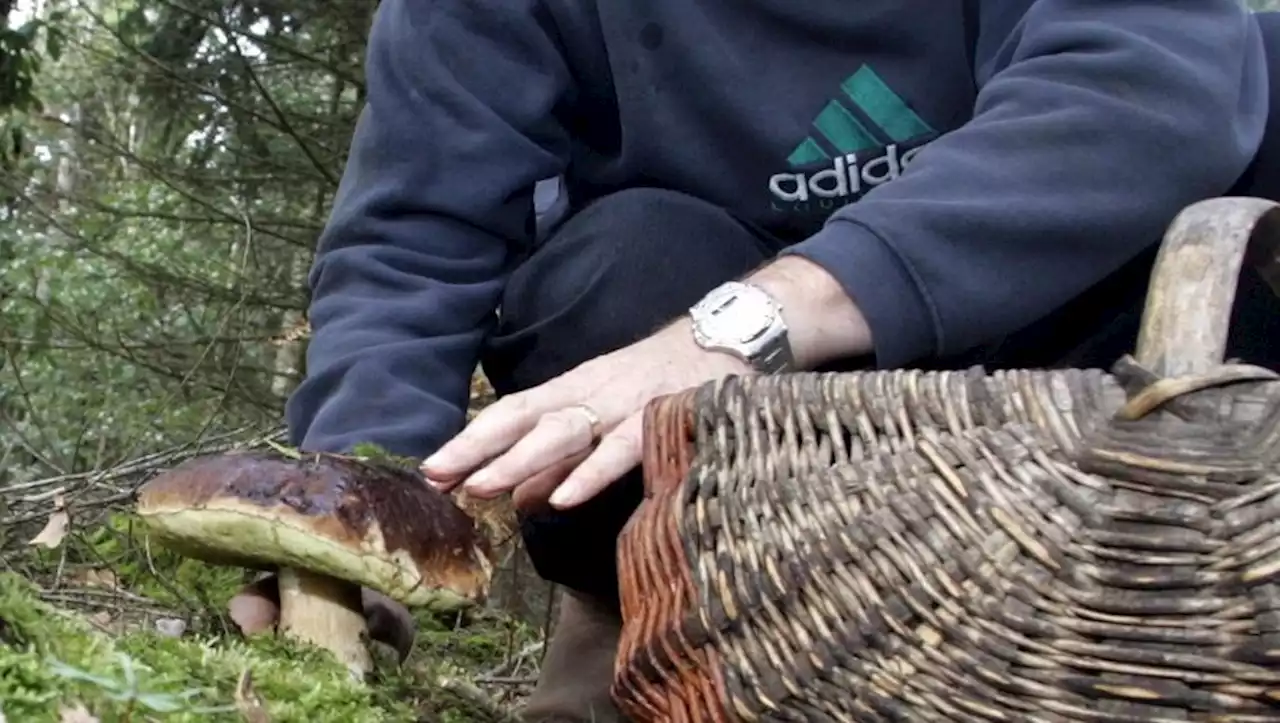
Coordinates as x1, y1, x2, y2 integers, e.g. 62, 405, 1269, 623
613, 197, 1280, 722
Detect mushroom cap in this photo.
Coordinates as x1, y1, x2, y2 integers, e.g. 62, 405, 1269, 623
135, 450, 492, 610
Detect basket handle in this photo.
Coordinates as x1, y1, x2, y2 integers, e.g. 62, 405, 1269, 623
1134, 196, 1280, 377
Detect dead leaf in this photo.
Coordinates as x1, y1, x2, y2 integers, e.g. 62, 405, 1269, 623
73, 569, 118, 588
272, 318, 310, 344
57, 703, 99, 723
453, 491, 516, 545
154, 617, 187, 638
234, 670, 271, 723
467, 372, 495, 421
86, 611, 114, 632
28, 493, 70, 549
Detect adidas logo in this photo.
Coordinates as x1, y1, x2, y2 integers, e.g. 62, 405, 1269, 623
768, 66, 936, 210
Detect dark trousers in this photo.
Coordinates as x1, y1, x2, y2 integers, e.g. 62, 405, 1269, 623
479, 188, 1280, 607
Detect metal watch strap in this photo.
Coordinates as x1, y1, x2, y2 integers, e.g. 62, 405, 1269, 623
751, 325, 795, 373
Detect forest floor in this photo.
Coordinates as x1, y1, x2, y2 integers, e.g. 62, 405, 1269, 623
0, 375, 550, 723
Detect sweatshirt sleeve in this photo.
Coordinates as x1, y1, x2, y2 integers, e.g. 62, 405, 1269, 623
283, 0, 573, 458
781, 0, 1268, 369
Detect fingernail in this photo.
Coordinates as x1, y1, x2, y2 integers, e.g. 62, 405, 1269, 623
463, 473, 491, 492
548, 483, 578, 509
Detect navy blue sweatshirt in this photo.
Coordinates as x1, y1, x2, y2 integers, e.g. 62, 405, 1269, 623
285, 0, 1268, 458
1235, 12, 1280, 203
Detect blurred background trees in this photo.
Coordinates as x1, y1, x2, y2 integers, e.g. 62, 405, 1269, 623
0, 0, 556, 637
1, 0, 369, 482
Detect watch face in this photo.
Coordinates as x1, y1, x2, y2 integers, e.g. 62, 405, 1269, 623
698, 288, 774, 344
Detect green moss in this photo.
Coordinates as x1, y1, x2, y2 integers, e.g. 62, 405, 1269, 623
349, 442, 422, 472
412, 606, 538, 673
0, 572, 420, 721
264, 439, 421, 473
0, 568, 535, 722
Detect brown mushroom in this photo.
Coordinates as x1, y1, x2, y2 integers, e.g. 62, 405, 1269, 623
135, 450, 493, 677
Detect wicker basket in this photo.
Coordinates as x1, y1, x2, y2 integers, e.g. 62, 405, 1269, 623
613, 197, 1280, 722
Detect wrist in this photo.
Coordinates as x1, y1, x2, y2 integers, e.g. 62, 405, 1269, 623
745, 256, 872, 369
659, 317, 755, 375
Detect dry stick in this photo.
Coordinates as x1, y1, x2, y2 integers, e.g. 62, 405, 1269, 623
0, 427, 285, 526
475, 675, 538, 686
436, 676, 524, 723
481, 641, 546, 680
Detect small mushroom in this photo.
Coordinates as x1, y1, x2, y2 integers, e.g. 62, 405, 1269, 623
228, 573, 419, 664
135, 450, 493, 677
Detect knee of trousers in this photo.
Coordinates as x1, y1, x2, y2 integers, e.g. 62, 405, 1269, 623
518, 469, 644, 605
481, 187, 773, 395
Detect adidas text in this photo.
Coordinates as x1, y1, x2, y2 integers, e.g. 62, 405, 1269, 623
768, 143, 922, 205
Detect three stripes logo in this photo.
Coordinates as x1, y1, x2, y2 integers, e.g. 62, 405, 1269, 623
768, 65, 937, 210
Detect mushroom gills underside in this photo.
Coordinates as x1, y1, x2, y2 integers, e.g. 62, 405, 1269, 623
139, 502, 479, 612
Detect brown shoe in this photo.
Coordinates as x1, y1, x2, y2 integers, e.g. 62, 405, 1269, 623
519, 590, 626, 723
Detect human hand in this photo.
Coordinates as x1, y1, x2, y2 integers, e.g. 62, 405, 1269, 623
420, 319, 752, 510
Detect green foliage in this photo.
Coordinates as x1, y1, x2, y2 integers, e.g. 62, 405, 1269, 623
42, 655, 235, 717
0, 0, 374, 489
86, 511, 248, 610
21, 509, 246, 616
0, 12, 66, 114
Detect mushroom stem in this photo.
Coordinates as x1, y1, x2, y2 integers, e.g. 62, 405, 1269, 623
277, 567, 371, 678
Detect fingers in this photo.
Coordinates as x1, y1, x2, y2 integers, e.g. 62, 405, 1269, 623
549, 412, 644, 509
461, 406, 599, 498
511, 449, 591, 512
421, 354, 643, 507
423, 385, 566, 482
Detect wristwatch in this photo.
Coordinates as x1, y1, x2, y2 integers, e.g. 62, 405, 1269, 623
688, 281, 795, 373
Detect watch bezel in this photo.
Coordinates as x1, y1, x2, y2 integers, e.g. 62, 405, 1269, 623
689, 282, 788, 361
